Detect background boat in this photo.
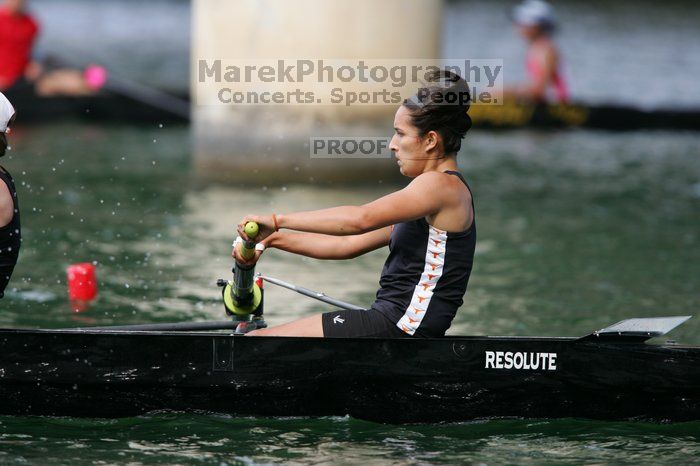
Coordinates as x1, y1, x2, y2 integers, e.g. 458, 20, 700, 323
470, 101, 700, 131
5, 87, 190, 125
8, 88, 699, 131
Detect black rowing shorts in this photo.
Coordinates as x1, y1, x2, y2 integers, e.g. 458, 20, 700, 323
321, 308, 409, 338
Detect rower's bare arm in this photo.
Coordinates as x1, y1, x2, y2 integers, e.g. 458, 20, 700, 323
525, 46, 558, 100
277, 173, 445, 235
267, 227, 391, 260
24, 61, 43, 82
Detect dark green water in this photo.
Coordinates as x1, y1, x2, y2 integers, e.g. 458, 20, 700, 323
1, 124, 699, 464
1, 415, 700, 465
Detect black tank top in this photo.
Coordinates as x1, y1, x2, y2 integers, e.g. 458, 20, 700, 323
372, 170, 476, 337
0, 166, 21, 298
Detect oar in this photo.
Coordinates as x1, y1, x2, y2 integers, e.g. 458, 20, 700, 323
44, 55, 190, 120
68, 321, 240, 332
71, 274, 367, 332
103, 74, 190, 120
260, 274, 368, 312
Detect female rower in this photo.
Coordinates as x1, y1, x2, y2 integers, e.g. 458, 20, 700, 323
0, 91, 20, 298
234, 70, 475, 338
507, 0, 569, 103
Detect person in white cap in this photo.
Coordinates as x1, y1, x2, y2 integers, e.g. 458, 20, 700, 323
0, 91, 20, 298
506, 0, 569, 103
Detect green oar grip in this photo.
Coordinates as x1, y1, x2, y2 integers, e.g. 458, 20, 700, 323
239, 221, 259, 260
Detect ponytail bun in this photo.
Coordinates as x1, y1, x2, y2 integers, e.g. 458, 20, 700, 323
403, 70, 472, 154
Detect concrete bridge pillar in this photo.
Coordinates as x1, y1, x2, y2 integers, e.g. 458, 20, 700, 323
191, 0, 443, 184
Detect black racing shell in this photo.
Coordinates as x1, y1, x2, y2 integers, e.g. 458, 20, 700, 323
372, 170, 476, 337
0, 166, 21, 298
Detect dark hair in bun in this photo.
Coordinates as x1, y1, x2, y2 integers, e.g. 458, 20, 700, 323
403, 70, 472, 155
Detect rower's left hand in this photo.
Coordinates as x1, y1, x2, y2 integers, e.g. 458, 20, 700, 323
231, 242, 263, 266
237, 214, 276, 242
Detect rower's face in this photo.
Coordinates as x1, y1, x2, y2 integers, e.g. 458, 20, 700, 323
517, 24, 539, 41
390, 105, 430, 177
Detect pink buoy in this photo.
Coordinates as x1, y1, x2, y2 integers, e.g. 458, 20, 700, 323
67, 263, 98, 312
83, 65, 108, 91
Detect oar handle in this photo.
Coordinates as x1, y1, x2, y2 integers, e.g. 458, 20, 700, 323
228, 221, 261, 315
239, 221, 259, 260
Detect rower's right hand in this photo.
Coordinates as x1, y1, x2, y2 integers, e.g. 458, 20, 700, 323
237, 214, 276, 243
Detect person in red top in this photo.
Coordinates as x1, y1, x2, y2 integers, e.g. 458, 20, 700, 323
0, 0, 38, 90
506, 0, 569, 103
0, 0, 105, 96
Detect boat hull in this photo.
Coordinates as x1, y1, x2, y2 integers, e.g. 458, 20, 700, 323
469, 102, 700, 131
0, 329, 698, 423
4, 89, 189, 125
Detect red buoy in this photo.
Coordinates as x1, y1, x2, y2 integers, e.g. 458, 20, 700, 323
67, 263, 98, 312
